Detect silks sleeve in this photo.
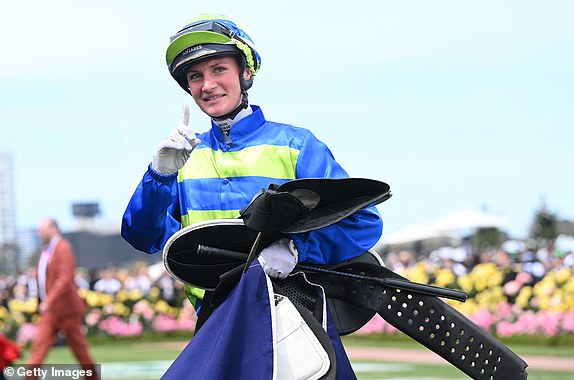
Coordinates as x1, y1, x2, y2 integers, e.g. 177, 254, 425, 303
290, 131, 383, 265
121, 164, 182, 254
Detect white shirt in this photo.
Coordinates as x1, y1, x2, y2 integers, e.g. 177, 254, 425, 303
37, 236, 60, 300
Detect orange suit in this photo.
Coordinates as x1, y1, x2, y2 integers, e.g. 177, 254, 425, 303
26, 238, 98, 380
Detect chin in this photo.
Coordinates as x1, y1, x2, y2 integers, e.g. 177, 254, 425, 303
205, 107, 232, 119
199, 99, 239, 119
198, 105, 219, 118
207, 111, 226, 119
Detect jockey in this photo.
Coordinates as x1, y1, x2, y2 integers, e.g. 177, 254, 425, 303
122, 14, 383, 379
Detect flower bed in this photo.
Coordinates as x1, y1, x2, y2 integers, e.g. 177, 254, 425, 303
1, 286, 196, 346
2, 262, 573, 345
354, 262, 574, 344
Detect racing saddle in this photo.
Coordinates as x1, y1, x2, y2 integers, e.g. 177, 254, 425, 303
163, 177, 528, 380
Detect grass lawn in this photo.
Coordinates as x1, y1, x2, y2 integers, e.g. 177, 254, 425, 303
342, 335, 574, 358
12, 336, 574, 380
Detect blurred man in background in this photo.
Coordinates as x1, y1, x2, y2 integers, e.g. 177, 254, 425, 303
25, 218, 98, 380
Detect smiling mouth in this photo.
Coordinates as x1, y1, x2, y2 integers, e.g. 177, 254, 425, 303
204, 94, 225, 102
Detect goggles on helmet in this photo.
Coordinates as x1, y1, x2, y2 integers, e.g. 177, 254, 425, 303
166, 16, 261, 93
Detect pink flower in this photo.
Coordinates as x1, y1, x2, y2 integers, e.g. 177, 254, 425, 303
152, 314, 179, 332
515, 272, 533, 284
150, 313, 197, 332
538, 311, 561, 337
497, 302, 513, 320
514, 311, 538, 335
85, 309, 102, 326
177, 317, 196, 331
383, 320, 398, 334
561, 310, 574, 333
470, 308, 495, 331
355, 315, 390, 335
503, 280, 522, 296
16, 323, 37, 345
495, 321, 516, 338
98, 316, 143, 337
133, 300, 155, 320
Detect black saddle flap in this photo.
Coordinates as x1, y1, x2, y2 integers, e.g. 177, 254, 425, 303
163, 219, 280, 290
240, 189, 306, 232
240, 178, 392, 234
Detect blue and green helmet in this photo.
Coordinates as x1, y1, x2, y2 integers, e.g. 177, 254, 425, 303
166, 14, 262, 93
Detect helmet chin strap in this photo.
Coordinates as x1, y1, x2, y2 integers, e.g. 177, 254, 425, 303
212, 69, 252, 142
213, 91, 251, 143
212, 90, 249, 122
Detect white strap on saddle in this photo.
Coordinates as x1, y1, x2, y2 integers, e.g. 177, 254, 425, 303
274, 294, 330, 380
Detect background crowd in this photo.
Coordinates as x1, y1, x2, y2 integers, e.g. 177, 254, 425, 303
1, 238, 574, 346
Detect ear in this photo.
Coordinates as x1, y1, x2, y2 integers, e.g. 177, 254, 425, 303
243, 67, 252, 81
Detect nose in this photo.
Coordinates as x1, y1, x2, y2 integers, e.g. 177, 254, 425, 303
201, 72, 217, 92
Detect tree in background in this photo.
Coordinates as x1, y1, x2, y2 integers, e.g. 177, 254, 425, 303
473, 227, 507, 253
529, 206, 558, 245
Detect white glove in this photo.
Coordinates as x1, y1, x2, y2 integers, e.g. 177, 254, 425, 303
152, 105, 201, 174
259, 238, 298, 279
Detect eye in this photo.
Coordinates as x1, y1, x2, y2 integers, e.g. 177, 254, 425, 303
213, 65, 228, 73
186, 72, 201, 82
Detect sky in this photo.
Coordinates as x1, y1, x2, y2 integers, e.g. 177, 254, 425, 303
1, 0, 573, 241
